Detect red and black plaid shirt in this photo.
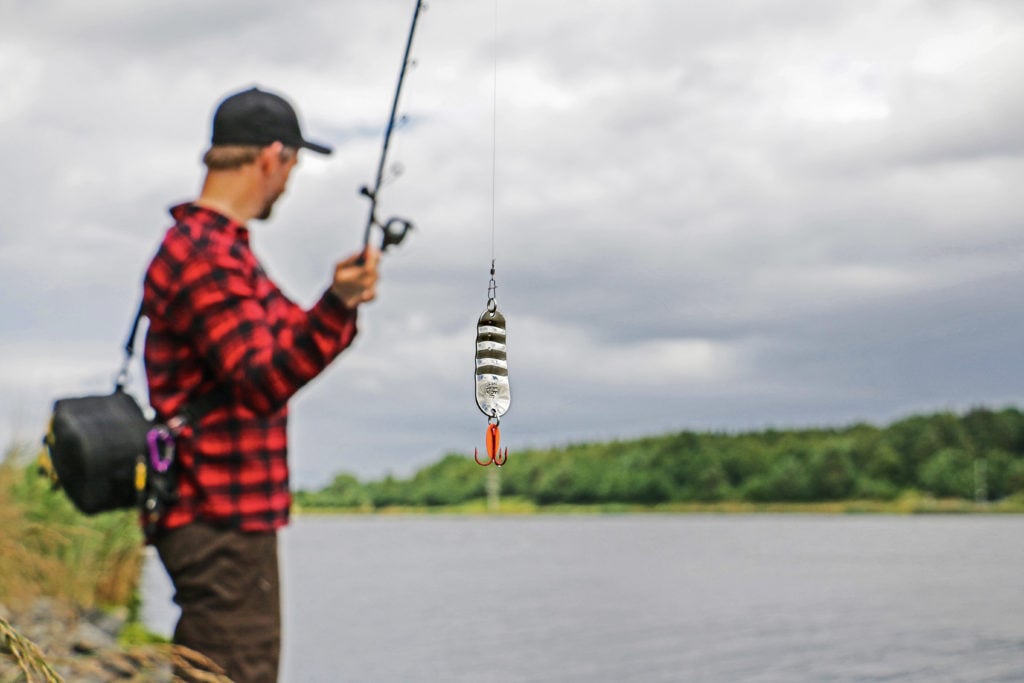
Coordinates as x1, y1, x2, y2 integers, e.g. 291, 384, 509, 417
143, 203, 358, 532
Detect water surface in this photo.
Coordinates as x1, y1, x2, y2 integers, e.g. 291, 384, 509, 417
143, 515, 1024, 682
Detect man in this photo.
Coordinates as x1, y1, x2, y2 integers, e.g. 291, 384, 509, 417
142, 86, 379, 682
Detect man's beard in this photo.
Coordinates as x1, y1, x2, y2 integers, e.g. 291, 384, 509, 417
257, 190, 285, 221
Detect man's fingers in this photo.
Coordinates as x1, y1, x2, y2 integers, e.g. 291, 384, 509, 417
361, 247, 381, 269
332, 247, 381, 307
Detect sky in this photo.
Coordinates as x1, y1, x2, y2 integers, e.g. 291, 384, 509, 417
2, 0, 1023, 487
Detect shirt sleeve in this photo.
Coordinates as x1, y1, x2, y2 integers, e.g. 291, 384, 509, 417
168, 243, 358, 415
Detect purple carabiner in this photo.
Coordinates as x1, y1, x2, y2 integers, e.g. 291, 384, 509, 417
146, 426, 175, 474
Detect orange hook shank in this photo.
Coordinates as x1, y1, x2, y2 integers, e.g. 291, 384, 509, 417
475, 422, 508, 466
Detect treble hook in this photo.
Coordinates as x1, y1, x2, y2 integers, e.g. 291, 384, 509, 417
475, 418, 508, 466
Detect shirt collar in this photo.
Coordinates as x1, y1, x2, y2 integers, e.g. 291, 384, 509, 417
170, 202, 250, 242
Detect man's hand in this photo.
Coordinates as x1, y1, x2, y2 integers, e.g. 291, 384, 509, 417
331, 248, 380, 308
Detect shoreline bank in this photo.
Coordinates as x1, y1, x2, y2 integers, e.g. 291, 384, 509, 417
294, 492, 1024, 517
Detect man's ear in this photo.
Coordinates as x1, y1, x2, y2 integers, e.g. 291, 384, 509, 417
258, 142, 285, 171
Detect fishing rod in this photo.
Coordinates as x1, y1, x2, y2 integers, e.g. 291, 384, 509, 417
359, 0, 425, 255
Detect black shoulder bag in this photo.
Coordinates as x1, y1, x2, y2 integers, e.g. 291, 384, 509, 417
43, 304, 222, 531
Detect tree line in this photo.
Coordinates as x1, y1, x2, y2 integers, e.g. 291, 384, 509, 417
295, 407, 1024, 509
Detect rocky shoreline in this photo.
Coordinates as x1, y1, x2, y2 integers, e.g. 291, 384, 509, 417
1, 598, 172, 682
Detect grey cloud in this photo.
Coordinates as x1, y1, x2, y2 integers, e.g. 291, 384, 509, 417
2, 0, 1022, 482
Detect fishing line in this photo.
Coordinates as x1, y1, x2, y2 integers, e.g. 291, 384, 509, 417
490, 0, 499, 265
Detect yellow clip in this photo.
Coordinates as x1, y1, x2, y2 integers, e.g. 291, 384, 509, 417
37, 448, 58, 486
44, 414, 55, 447
135, 459, 147, 493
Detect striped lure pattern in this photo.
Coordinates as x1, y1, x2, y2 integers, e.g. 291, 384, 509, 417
475, 306, 510, 419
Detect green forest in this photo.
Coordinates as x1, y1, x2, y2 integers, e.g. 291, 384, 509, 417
295, 406, 1024, 511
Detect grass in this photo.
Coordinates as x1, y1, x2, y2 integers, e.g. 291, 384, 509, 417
0, 444, 145, 680
0, 445, 145, 611
0, 616, 63, 683
0, 444, 237, 681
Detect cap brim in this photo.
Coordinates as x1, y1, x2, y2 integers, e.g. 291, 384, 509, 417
302, 139, 333, 155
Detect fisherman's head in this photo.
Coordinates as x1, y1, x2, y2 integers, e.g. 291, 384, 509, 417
202, 87, 332, 219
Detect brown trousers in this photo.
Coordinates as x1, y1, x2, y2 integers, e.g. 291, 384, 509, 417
155, 523, 281, 683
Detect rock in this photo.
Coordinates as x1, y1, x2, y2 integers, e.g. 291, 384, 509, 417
17, 597, 78, 657
55, 657, 110, 683
73, 620, 117, 654
85, 606, 129, 640
1, 598, 174, 682
99, 650, 139, 677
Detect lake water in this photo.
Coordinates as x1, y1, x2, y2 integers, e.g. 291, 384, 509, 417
142, 515, 1024, 682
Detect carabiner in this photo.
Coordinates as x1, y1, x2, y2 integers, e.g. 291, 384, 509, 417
146, 426, 176, 474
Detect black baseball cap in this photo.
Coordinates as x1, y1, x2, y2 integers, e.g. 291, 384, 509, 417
211, 86, 332, 155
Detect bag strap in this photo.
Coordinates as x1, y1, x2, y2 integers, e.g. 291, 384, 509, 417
123, 302, 145, 359
115, 302, 146, 391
